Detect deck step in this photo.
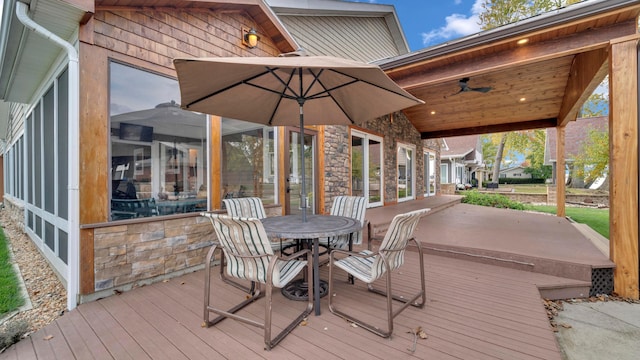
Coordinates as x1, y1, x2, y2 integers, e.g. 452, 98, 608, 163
572, 222, 609, 257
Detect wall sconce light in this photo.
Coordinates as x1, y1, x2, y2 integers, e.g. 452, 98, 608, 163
242, 28, 260, 48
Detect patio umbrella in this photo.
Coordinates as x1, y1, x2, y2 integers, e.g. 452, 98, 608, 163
173, 54, 424, 221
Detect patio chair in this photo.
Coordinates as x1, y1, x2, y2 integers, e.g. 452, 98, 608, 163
327, 208, 429, 338
320, 196, 368, 252
202, 214, 313, 350
223, 197, 295, 253
223, 197, 267, 219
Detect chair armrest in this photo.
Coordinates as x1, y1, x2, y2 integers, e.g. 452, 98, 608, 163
277, 248, 311, 262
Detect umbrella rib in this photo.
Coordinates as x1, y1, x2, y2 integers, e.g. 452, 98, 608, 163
183, 69, 275, 109
263, 67, 298, 125
328, 68, 420, 102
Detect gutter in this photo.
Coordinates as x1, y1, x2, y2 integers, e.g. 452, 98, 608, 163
377, 0, 640, 69
15, 1, 80, 311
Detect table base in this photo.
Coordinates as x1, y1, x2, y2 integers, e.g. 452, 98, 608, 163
281, 279, 328, 301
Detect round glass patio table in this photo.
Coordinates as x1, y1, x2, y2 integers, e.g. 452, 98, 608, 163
261, 214, 361, 315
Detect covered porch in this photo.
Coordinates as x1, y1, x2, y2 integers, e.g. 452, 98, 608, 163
2, 196, 612, 359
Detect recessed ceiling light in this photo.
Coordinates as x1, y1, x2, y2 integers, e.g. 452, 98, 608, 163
517, 38, 529, 45
519, 97, 526, 102
430, 110, 436, 115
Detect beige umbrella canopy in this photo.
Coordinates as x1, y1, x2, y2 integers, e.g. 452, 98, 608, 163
173, 54, 424, 220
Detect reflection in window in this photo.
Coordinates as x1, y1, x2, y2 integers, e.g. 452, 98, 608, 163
221, 118, 277, 206
109, 61, 208, 220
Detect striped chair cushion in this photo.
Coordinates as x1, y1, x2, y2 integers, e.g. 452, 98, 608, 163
223, 197, 267, 219
334, 208, 428, 283
323, 196, 367, 248
207, 214, 307, 288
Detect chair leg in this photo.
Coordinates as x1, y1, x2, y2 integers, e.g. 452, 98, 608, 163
264, 252, 314, 350
367, 238, 426, 309
204, 244, 263, 327
219, 253, 256, 295
328, 252, 393, 338
328, 240, 427, 338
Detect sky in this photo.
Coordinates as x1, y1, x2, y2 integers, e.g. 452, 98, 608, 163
353, 0, 485, 51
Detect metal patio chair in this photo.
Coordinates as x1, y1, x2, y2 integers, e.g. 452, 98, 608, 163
202, 214, 313, 350
223, 197, 295, 252
328, 208, 430, 338
320, 195, 368, 252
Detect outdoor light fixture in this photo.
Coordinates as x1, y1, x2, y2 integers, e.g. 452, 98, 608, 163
243, 28, 260, 48
517, 38, 529, 45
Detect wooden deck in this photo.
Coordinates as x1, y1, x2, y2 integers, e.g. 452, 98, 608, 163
2, 252, 563, 359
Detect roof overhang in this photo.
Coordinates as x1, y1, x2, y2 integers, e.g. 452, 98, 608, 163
0, 0, 299, 105
377, 0, 640, 139
0, 0, 93, 104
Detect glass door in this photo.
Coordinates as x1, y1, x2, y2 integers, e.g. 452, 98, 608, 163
397, 144, 415, 202
285, 127, 316, 215
424, 151, 436, 196
351, 130, 383, 207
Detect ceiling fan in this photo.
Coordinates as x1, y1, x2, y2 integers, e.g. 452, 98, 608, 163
445, 77, 492, 98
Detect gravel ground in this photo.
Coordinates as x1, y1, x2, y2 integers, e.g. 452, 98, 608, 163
0, 211, 67, 336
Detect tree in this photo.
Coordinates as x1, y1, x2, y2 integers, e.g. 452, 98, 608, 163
478, 0, 584, 183
523, 129, 552, 179
573, 127, 609, 184
479, 0, 582, 30
580, 76, 609, 118
482, 131, 538, 182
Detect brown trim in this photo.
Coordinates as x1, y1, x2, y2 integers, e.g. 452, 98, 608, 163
79, 43, 109, 224
555, 126, 566, 218
278, 127, 286, 211
420, 118, 557, 139
609, 38, 639, 299
317, 126, 326, 214
79, 229, 94, 294
210, 116, 222, 211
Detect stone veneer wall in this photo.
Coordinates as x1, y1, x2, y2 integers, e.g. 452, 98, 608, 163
89, 205, 283, 295
323, 125, 351, 212
323, 113, 441, 210
92, 216, 213, 292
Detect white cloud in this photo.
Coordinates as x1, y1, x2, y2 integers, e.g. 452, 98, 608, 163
422, 0, 484, 46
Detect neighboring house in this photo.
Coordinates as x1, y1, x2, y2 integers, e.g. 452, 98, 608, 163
544, 116, 608, 187
0, 0, 439, 309
440, 135, 483, 187
499, 165, 533, 179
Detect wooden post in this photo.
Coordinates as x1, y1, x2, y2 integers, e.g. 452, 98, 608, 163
609, 38, 639, 299
555, 125, 566, 218
210, 116, 221, 210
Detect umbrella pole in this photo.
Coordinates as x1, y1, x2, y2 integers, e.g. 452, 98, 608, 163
299, 102, 307, 222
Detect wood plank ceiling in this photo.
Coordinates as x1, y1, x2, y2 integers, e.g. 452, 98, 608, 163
380, 2, 640, 139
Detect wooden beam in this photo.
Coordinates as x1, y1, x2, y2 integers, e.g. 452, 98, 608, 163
79, 229, 94, 294
391, 21, 634, 90
79, 43, 109, 224
210, 116, 221, 211
557, 48, 609, 126
420, 118, 557, 139
609, 39, 639, 299
555, 126, 566, 218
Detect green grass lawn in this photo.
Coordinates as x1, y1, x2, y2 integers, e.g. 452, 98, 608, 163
525, 204, 610, 239
0, 227, 24, 317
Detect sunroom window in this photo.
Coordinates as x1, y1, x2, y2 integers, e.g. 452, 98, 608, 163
109, 61, 208, 220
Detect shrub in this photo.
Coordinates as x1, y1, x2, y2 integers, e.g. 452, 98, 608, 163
461, 190, 525, 210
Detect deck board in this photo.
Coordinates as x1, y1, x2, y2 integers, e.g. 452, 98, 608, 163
1, 253, 563, 359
